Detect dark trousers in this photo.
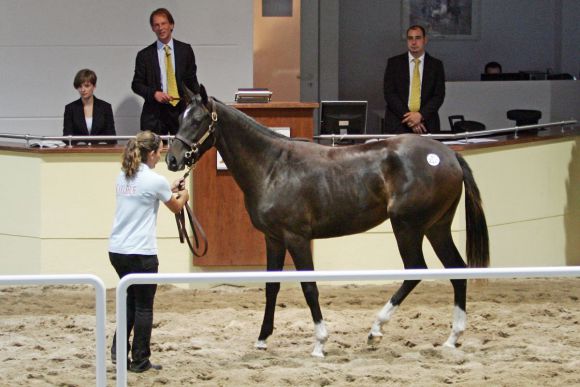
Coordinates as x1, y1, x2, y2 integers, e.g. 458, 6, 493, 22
157, 104, 182, 135
109, 252, 158, 363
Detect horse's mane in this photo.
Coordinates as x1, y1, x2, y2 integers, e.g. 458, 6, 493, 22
214, 98, 292, 142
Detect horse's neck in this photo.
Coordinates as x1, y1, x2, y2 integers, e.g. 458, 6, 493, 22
214, 103, 281, 192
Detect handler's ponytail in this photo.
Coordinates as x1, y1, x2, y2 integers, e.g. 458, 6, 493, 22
121, 131, 161, 179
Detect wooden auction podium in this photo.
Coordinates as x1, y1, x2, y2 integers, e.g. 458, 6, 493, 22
192, 102, 318, 266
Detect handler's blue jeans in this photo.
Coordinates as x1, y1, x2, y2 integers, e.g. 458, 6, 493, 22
109, 252, 158, 365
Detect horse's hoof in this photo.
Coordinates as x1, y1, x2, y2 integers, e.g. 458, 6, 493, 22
442, 340, 456, 349
367, 333, 383, 345
255, 340, 267, 350
311, 349, 325, 358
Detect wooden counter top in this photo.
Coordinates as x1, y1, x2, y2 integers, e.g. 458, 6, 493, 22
447, 127, 579, 152
1, 126, 577, 155
0, 142, 126, 154
230, 101, 319, 109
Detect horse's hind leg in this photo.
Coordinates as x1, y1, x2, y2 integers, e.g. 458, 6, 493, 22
287, 237, 328, 358
256, 236, 286, 350
426, 220, 467, 348
368, 223, 426, 345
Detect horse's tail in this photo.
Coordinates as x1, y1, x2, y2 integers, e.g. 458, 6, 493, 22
456, 153, 490, 268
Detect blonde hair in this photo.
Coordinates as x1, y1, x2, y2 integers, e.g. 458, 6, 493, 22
121, 131, 161, 179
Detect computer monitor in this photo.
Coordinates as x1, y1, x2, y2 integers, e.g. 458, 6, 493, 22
319, 101, 367, 135
480, 72, 529, 81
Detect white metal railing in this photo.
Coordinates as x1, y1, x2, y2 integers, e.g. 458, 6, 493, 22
0, 274, 107, 387
0, 119, 577, 149
0, 134, 175, 148
115, 266, 580, 386
315, 119, 577, 146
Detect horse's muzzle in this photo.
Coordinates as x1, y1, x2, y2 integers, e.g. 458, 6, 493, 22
166, 153, 182, 171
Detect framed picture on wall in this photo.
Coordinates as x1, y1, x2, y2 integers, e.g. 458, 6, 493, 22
401, 0, 481, 40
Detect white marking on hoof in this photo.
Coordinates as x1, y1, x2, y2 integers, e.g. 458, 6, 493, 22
444, 306, 466, 348
311, 342, 325, 358
255, 340, 267, 350
368, 301, 398, 344
311, 321, 328, 358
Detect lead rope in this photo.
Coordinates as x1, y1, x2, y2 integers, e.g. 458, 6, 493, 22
175, 164, 208, 258
173, 98, 217, 259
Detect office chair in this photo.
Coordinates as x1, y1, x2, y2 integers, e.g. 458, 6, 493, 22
448, 115, 486, 133
506, 110, 542, 126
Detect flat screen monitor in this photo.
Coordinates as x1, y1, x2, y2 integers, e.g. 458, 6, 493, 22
480, 72, 529, 81
319, 101, 367, 135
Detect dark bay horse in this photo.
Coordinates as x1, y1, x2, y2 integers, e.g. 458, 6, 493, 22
166, 86, 489, 357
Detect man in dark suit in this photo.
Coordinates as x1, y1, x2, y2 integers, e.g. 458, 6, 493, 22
383, 25, 445, 134
132, 8, 200, 136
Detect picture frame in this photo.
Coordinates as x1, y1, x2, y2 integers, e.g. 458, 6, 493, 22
401, 0, 481, 40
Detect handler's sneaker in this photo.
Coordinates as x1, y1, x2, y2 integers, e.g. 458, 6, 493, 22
129, 359, 162, 373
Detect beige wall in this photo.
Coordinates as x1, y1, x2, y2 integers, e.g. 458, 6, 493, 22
0, 151, 192, 287
1, 135, 578, 288
253, 0, 301, 101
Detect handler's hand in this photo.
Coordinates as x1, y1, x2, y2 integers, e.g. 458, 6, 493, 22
171, 177, 186, 193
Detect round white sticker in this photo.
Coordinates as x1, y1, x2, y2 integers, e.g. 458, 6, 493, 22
426, 153, 440, 166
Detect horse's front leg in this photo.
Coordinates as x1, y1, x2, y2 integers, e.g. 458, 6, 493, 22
288, 238, 328, 358
255, 236, 286, 350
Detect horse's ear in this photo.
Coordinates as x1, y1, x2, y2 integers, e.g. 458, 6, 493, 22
199, 84, 209, 106
182, 84, 195, 105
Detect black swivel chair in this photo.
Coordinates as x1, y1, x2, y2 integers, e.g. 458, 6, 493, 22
506, 109, 542, 134
448, 115, 486, 133
506, 110, 542, 126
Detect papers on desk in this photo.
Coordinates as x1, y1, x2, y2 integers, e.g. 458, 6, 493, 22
28, 140, 66, 148
234, 88, 272, 103
443, 138, 498, 145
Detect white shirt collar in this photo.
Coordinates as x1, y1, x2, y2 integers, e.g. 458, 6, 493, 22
408, 52, 425, 63
157, 39, 174, 51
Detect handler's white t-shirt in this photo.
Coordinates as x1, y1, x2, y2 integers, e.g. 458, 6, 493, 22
108, 164, 172, 255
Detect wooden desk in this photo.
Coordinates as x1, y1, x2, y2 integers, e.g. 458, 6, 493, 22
192, 102, 318, 266
1, 124, 576, 285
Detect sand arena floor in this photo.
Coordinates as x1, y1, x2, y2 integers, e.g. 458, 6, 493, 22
1, 278, 579, 386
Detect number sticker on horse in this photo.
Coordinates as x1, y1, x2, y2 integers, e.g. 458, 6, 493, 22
427, 153, 440, 166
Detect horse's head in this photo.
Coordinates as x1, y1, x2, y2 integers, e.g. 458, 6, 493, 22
166, 84, 217, 171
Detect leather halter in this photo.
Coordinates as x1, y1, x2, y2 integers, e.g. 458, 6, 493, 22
172, 98, 217, 258
173, 98, 218, 167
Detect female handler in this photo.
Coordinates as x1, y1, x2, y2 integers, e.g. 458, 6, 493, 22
108, 130, 189, 372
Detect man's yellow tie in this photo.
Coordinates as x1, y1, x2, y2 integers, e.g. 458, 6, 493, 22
164, 45, 179, 107
409, 58, 421, 112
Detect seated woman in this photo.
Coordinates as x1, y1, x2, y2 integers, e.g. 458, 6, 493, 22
63, 69, 117, 144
